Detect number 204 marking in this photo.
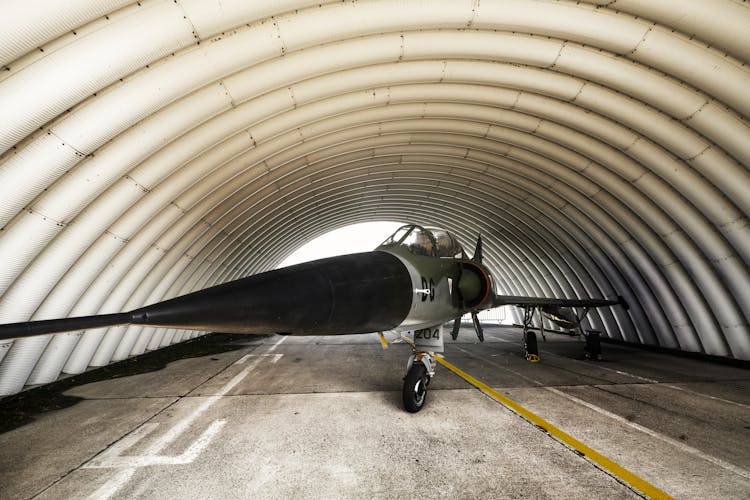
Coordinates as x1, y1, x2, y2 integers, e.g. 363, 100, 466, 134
415, 328, 440, 340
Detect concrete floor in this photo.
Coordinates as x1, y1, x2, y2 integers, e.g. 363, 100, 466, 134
1, 326, 749, 499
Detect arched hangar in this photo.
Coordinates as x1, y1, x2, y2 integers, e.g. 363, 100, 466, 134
0, 0, 748, 396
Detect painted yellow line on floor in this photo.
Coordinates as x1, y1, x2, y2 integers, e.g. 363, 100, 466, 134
435, 355, 673, 500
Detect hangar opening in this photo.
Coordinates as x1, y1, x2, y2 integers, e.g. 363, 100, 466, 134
0, 0, 747, 397
277, 220, 404, 268
0, 2, 749, 499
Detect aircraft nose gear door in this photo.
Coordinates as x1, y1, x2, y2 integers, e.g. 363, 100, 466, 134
403, 326, 442, 412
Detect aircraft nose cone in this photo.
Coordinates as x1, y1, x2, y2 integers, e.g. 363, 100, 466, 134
128, 251, 413, 335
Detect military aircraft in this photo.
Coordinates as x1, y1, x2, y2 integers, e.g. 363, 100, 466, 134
0, 224, 625, 412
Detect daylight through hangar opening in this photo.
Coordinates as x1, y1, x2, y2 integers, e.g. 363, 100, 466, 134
0, 0, 748, 395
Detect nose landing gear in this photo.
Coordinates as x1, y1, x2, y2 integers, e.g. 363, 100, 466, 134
399, 326, 442, 412
403, 350, 436, 413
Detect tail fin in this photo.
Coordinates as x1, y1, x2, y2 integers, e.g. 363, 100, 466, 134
472, 234, 483, 264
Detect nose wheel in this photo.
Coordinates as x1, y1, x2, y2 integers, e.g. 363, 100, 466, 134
403, 363, 428, 412
403, 350, 436, 412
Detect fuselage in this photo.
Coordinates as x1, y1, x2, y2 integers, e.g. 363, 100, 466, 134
0, 225, 494, 340
181, 231, 497, 337
376, 246, 492, 332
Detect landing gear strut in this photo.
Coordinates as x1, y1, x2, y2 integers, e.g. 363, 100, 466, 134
584, 330, 602, 360
403, 350, 436, 413
522, 306, 540, 362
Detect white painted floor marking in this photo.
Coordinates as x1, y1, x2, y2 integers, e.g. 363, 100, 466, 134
545, 387, 750, 480
456, 346, 541, 386
90, 423, 160, 462
267, 335, 287, 352
84, 352, 282, 500
234, 353, 284, 365
545, 350, 750, 409
234, 354, 251, 365
85, 420, 227, 468
542, 350, 657, 383
456, 346, 750, 480
583, 362, 659, 383
660, 383, 750, 410
612, 369, 658, 383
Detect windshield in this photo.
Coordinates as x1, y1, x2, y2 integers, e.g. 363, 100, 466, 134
427, 227, 464, 258
378, 224, 464, 258
401, 226, 435, 256
379, 225, 412, 246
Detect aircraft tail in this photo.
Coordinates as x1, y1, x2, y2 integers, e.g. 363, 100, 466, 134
472, 234, 483, 264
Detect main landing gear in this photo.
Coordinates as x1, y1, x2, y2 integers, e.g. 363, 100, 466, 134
522, 305, 541, 362
402, 350, 437, 413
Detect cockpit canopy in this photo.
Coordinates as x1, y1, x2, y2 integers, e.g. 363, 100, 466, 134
378, 224, 465, 258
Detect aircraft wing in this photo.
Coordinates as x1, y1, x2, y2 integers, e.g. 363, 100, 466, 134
454, 292, 625, 344
490, 295, 627, 309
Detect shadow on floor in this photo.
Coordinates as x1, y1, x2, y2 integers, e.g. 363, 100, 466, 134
0, 333, 262, 434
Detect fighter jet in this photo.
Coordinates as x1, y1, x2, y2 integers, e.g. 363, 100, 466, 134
0, 224, 625, 412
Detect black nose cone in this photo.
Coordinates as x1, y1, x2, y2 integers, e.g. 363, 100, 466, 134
129, 251, 413, 335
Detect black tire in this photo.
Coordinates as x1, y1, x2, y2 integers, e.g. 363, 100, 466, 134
403, 363, 429, 413
524, 331, 538, 358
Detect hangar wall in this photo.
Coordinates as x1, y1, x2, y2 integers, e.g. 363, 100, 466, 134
0, 0, 747, 395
